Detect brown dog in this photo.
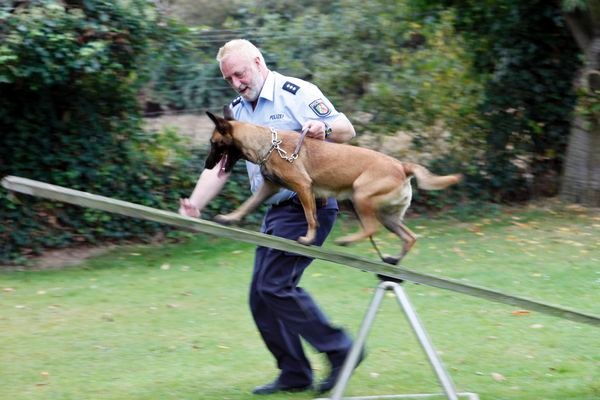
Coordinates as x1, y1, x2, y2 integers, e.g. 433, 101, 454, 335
205, 109, 462, 264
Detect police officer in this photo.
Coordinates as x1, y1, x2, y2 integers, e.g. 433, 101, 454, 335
179, 39, 359, 395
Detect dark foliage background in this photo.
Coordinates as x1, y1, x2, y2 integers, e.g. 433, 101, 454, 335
0, 0, 585, 263
0, 1, 252, 263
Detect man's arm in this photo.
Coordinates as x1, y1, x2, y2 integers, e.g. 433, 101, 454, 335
302, 113, 355, 144
327, 113, 355, 143
179, 163, 231, 217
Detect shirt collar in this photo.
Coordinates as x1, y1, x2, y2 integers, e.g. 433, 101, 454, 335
258, 71, 275, 103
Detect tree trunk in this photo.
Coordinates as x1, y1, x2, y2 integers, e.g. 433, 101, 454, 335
560, 4, 600, 206
560, 115, 600, 205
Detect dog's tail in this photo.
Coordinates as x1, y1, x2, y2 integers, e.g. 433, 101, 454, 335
404, 162, 463, 190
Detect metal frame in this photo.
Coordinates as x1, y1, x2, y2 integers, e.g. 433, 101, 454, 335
316, 280, 479, 400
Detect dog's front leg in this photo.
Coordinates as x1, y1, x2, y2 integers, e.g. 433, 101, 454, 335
294, 188, 318, 245
214, 181, 279, 225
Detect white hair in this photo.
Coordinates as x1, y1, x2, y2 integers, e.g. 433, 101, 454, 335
216, 39, 265, 65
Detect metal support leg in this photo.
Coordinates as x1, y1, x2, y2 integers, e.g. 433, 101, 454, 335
329, 280, 388, 400
318, 280, 479, 400
390, 282, 458, 400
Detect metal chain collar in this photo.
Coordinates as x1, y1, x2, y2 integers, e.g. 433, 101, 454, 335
258, 127, 303, 165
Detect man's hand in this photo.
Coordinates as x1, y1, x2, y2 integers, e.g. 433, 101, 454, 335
302, 120, 327, 140
179, 198, 200, 218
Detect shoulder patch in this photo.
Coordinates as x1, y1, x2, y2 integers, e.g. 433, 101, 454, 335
309, 98, 331, 117
230, 96, 242, 107
282, 81, 300, 95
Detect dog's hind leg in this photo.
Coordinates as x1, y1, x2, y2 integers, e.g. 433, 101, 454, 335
377, 212, 417, 264
335, 195, 379, 246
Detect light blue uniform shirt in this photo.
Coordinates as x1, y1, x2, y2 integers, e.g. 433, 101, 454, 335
230, 71, 345, 204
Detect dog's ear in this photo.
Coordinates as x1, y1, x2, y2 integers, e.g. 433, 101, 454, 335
206, 110, 221, 125
223, 105, 235, 121
206, 110, 232, 134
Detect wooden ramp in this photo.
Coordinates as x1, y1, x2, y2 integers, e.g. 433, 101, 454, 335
2, 175, 599, 327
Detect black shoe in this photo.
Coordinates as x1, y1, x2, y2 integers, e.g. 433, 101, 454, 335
316, 348, 365, 393
252, 380, 312, 395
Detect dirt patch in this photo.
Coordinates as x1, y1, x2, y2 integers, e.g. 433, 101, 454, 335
2, 245, 116, 271
144, 114, 214, 146
142, 113, 419, 156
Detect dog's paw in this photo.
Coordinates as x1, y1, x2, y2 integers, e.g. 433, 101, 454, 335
297, 236, 315, 246
214, 214, 238, 225
334, 238, 352, 247
381, 255, 400, 265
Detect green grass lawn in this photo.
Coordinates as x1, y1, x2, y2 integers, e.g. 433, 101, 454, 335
1, 201, 599, 400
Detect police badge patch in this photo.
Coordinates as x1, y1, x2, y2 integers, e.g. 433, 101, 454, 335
230, 96, 242, 107
282, 81, 300, 94
309, 99, 331, 117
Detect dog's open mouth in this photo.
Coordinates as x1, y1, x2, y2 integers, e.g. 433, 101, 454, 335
204, 145, 241, 174
218, 154, 229, 177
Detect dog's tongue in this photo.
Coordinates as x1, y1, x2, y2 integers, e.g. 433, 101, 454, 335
218, 154, 228, 177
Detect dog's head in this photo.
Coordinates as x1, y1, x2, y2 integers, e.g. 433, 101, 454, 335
204, 106, 243, 172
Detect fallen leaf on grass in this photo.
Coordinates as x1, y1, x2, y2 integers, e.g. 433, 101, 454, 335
511, 310, 530, 316
452, 247, 465, 257
101, 313, 114, 322
469, 228, 485, 237
491, 372, 506, 382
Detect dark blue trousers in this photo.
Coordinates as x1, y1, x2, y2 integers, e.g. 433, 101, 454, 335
249, 198, 352, 387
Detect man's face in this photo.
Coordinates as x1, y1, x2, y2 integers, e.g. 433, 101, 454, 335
220, 53, 264, 102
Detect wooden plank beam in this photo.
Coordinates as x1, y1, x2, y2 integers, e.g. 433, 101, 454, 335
3, 175, 599, 327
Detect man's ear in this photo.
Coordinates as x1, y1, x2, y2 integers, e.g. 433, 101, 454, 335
206, 110, 232, 134
223, 105, 235, 121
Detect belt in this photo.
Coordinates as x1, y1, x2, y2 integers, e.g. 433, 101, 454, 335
274, 196, 328, 209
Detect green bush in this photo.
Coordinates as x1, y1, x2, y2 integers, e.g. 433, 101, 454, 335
412, 0, 581, 201
0, 1, 256, 264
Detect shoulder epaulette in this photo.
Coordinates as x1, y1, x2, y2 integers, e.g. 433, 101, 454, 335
282, 81, 300, 95
230, 96, 242, 107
